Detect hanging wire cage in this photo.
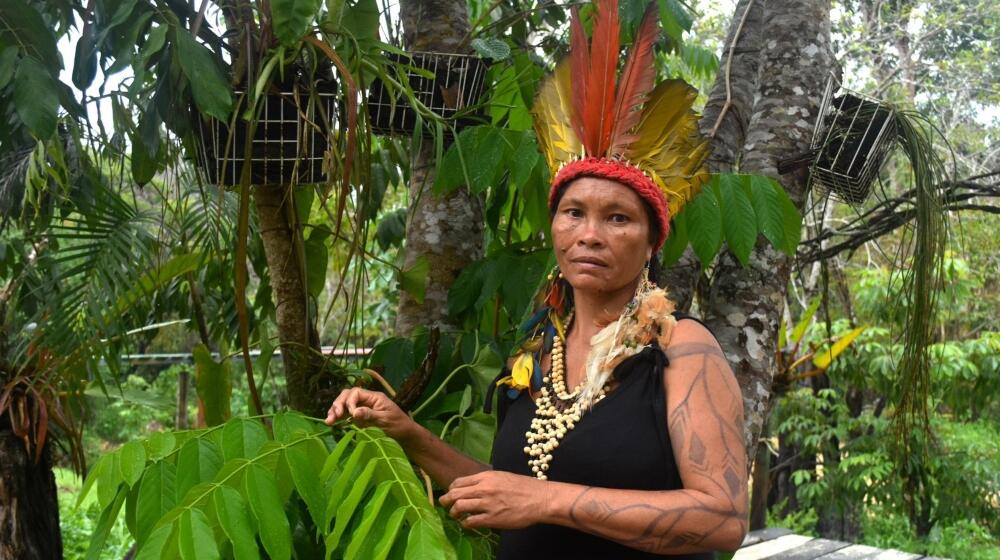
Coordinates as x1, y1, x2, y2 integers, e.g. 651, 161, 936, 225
808, 75, 898, 205
367, 51, 488, 136
195, 83, 338, 186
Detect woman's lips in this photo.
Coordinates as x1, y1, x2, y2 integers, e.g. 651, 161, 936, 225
570, 257, 608, 270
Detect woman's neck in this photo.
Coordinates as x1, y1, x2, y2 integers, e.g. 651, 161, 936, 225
568, 280, 639, 344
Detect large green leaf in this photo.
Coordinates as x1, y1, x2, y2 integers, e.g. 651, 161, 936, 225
173, 28, 232, 120
245, 463, 292, 560
338, 0, 379, 42
134, 524, 175, 560
273, 411, 324, 441
320, 430, 356, 481
85, 489, 126, 560
446, 412, 496, 463
328, 461, 377, 550
135, 460, 177, 545
375, 208, 407, 250
145, 432, 177, 461
447, 260, 484, 317
213, 485, 261, 560
750, 175, 801, 255
272, 0, 322, 46
661, 211, 689, 266
0, 46, 17, 85
0, 0, 60, 67
178, 509, 220, 560
399, 255, 430, 304
119, 441, 148, 488
718, 174, 759, 266
176, 437, 223, 501
13, 58, 59, 138
405, 518, 453, 560
684, 186, 723, 265
130, 131, 158, 185
371, 506, 407, 560
509, 134, 540, 188
72, 24, 97, 89
344, 480, 394, 559
304, 228, 331, 298
221, 418, 268, 462
284, 436, 328, 528
324, 439, 368, 525
193, 344, 232, 427
434, 126, 506, 194
97, 453, 122, 510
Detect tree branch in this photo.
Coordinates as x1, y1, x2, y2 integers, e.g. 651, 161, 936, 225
796, 176, 1000, 265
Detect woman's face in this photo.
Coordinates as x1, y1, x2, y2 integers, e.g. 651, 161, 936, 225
551, 177, 654, 297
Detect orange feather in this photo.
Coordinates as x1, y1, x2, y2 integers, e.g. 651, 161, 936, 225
609, 2, 659, 157
583, 0, 620, 155
569, 7, 590, 146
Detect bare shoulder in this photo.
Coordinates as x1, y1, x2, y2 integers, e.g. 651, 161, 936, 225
662, 319, 742, 412
663, 318, 728, 363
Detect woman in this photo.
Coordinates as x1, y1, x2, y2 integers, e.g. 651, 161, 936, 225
326, 0, 748, 556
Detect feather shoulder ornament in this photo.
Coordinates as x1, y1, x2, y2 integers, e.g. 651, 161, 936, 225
533, 0, 711, 249
577, 286, 677, 408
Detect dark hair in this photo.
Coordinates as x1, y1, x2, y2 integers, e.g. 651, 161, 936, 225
549, 182, 664, 289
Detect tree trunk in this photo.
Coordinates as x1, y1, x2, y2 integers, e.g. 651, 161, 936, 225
393, 0, 484, 337
663, 0, 763, 312
254, 184, 328, 415
0, 424, 62, 560
702, 0, 835, 460
748, 430, 771, 530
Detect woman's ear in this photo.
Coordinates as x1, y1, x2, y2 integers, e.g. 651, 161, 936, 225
645, 247, 653, 261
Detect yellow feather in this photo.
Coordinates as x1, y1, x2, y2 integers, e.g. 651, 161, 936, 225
533, 61, 581, 173
625, 80, 710, 216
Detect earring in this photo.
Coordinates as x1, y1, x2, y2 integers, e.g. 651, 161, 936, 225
545, 265, 566, 315
639, 261, 654, 293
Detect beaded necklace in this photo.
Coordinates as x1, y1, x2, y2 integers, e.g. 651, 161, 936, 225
523, 312, 612, 480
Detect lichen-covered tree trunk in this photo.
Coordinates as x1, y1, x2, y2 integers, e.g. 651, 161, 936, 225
702, 0, 835, 459
663, 0, 763, 311
254, 184, 326, 415
394, 0, 484, 337
0, 427, 62, 560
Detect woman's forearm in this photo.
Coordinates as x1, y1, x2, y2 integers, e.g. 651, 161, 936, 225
397, 421, 490, 488
540, 482, 747, 555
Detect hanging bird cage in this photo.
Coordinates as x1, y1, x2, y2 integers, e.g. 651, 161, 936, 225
367, 51, 487, 136
195, 82, 338, 186
808, 76, 898, 205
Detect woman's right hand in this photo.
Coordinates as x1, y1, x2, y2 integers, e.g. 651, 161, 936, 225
324, 388, 415, 442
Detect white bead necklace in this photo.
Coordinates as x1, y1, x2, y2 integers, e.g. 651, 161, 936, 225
523, 314, 609, 480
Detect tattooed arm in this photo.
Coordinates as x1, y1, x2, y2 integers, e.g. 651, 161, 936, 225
546, 320, 749, 553
441, 320, 749, 554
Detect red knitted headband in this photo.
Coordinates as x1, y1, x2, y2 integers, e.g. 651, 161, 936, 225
549, 157, 671, 251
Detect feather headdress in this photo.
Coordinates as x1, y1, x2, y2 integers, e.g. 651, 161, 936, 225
534, 0, 710, 250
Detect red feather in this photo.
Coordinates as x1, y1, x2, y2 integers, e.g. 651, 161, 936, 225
609, 2, 659, 156
569, 7, 590, 145
583, 0, 620, 155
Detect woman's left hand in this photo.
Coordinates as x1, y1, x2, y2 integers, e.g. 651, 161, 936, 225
439, 470, 551, 530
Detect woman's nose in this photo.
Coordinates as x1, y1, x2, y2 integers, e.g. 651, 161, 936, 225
576, 219, 604, 247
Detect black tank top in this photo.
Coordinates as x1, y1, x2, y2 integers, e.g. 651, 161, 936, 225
490, 315, 716, 560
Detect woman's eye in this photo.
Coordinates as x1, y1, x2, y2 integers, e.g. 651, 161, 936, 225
609, 214, 629, 223
565, 208, 583, 218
